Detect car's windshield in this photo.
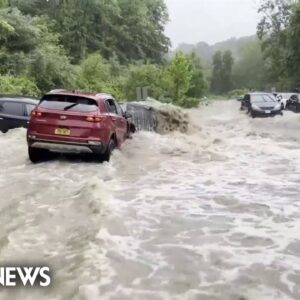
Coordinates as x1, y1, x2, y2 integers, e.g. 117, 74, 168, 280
251, 94, 277, 104
39, 95, 99, 112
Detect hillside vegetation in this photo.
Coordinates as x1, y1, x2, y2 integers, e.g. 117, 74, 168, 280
0, 0, 300, 105
0, 0, 206, 107
173, 36, 256, 63
173, 0, 300, 96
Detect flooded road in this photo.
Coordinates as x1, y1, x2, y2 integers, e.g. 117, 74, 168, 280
0, 100, 300, 300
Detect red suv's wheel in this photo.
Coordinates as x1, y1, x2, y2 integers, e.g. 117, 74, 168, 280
28, 147, 50, 163
100, 139, 116, 162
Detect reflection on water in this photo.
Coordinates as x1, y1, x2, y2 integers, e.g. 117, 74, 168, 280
0, 101, 300, 300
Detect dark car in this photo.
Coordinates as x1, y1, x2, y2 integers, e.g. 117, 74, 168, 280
121, 103, 156, 132
240, 93, 282, 118
0, 96, 39, 133
27, 90, 133, 163
286, 94, 300, 112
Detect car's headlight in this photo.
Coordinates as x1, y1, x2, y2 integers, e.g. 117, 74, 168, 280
252, 104, 261, 111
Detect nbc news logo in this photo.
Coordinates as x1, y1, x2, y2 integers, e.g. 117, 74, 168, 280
0, 266, 51, 287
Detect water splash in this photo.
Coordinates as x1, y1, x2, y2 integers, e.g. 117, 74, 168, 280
0, 100, 300, 300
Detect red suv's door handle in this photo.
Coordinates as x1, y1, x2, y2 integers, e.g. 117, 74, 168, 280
111, 117, 117, 121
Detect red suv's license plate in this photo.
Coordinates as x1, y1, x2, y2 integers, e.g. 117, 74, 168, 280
55, 128, 71, 136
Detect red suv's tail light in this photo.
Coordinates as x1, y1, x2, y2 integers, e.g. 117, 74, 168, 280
86, 116, 103, 123
31, 111, 42, 117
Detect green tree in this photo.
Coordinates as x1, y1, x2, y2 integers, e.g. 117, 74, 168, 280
233, 40, 268, 90
211, 50, 234, 94
0, 0, 7, 8
77, 53, 124, 99
164, 52, 193, 102
123, 64, 163, 100
13, 0, 170, 64
77, 53, 111, 90
257, 0, 293, 39
0, 75, 39, 96
0, 8, 39, 75
187, 52, 207, 98
222, 50, 234, 93
28, 17, 76, 93
284, 3, 300, 87
0, 0, 207, 108
0, 6, 77, 93
257, 0, 295, 88
211, 51, 223, 94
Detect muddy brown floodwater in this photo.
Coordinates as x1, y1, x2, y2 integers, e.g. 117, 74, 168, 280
0, 100, 300, 300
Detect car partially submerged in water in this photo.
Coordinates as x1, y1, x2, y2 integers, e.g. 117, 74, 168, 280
275, 93, 299, 110
241, 93, 283, 118
285, 94, 300, 113
0, 95, 39, 133
27, 90, 134, 163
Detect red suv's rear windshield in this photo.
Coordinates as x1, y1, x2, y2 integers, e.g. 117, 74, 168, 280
39, 95, 99, 112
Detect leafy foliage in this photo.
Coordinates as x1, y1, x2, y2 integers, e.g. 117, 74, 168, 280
2, 0, 284, 106
76, 53, 124, 99
29, 17, 77, 93
257, 0, 299, 89
187, 52, 207, 98
122, 64, 164, 100
0, 0, 7, 8
12, 0, 170, 64
284, 3, 300, 87
211, 50, 234, 94
121, 52, 206, 106
222, 50, 234, 92
0, 75, 39, 96
0, 8, 39, 75
232, 40, 268, 90
1, 0, 197, 106
164, 52, 193, 102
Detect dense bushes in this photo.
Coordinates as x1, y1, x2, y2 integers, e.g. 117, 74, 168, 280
0, 1, 206, 108
122, 64, 164, 100
76, 51, 206, 107
0, 75, 39, 96
2, 0, 299, 106
254, 0, 300, 91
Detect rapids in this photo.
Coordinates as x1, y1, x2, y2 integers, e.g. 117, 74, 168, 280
0, 100, 300, 300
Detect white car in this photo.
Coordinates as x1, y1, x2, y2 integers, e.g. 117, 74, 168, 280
276, 93, 299, 109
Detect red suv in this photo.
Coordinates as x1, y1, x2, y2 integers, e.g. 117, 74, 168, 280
27, 90, 132, 163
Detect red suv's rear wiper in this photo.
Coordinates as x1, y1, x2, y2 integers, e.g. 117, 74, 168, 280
64, 103, 79, 111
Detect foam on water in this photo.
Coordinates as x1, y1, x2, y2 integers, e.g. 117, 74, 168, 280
0, 100, 300, 300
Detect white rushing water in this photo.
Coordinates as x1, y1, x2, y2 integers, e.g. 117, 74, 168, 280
0, 100, 300, 300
